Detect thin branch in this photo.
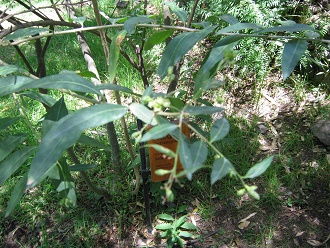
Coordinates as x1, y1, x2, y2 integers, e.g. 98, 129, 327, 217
186, 0, 199, 28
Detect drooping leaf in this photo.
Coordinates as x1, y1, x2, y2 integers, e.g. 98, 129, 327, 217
77, 135, 110, 151
243, 156, 273, 179
0, 65, 28, 76
4, 27, 49, 41
165, 2, 187, 23
155, 223, 173, 230
129, 102, 157, 125
0, 134, 27, 162
109, 30, 127, 84
144, 30, 174, 51
257, 23, 315, 34
158, 25, 216, 79
184, 106, 224, 115
0, 146, 36, 185
124, 16, 154, 35
20, 91, 57, 107
210, 118, 230, 143
0, 117, 20, 130
0, 74, 101, 97
185, 141, 208, 180
27, 104, 128, 188
178, 137, 192, 170
216, 23, 263, 35
158, 213, 174, 221
180, 222, 197, 230
140, 124, 177, 142
5, 174, 28, 217
68, 164, 97, 171
211, 157, 234, 184
144, 144, 176, 158
282, 40, 308, 80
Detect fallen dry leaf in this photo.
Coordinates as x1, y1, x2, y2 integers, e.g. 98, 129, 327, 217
307, 240, 323, 246
238, 220, 250, 229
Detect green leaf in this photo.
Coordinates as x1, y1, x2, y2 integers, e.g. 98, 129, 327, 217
158, 213, 174, 221
124, 16, 154, 35
0, 74, 101, 97
5, 174, 28, 217
0, 146, 36, 185
68, 164, 97, 171
145, 30, 174, 51
44, 96, 68, 121
211, 157, 234, 184
179, 230, 194, 238
145, 144, 176, 158
214, 35, 243, 47
155, 223, 173, 230
243, 156, 273, 179
96, 84, 136, 95
140, 124, 177, 142
109, 30, 127, 84
219, 14, 239, 25
216, 23, 263, 35
0, 134, 27, 162
184, 106, 224, 115
0, 65, 28, 76
180, 222, 197, 230
27, 104, 128, 188
257, 23, 315, 34
190, 141, 208, 169
178, 137, 192, 171
282, 40, 308, 80
4, 27, 49, 41
0, 117, 20, 130
165, 2, 187, 23
155, 169, 171, 176
175, 216, 186, 228
20, 91, 57, 107
158, 25, 216, 79
129, 103, 157, 125
210, 118, 230, 143
0, 76, 33, 97
77, 135, 110, 151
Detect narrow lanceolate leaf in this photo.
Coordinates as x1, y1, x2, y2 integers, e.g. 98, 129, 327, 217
158, 213, 174, 221
5, 174, 28, 217
124, 16, 154, 35
77, 135, 110, 151
158, 25, 216, 79
140, 124, 177, 142
257, 23, 315, 34
165, 2, 187, 23
219, 14, 239, 25
0, 65, 28, 76
68, 164, 97, 171
184, 106, 224, 116
27, 104, 128, 188
243, 156, 274, 179
0, 146, 36, 185
0, 134, 27, 162
145, 144, 176, 158
210, 118, 230, 143
178, 137, 192, 170
109, 30, 127, 84
0, 117, 20, 130
96, 84, 136, 95
0, 76, 33, 97
4, 27, 49, 41
282, 40, 308, 80
20, 91, 57, 107
211, 157, 234, 184
129, 103, 157, 125
0, 74, 101, 96
144, 30, 174, 51
216, 23, 263, 35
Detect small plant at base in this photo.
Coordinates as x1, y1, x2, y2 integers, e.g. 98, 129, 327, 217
155, 213, 197, 248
